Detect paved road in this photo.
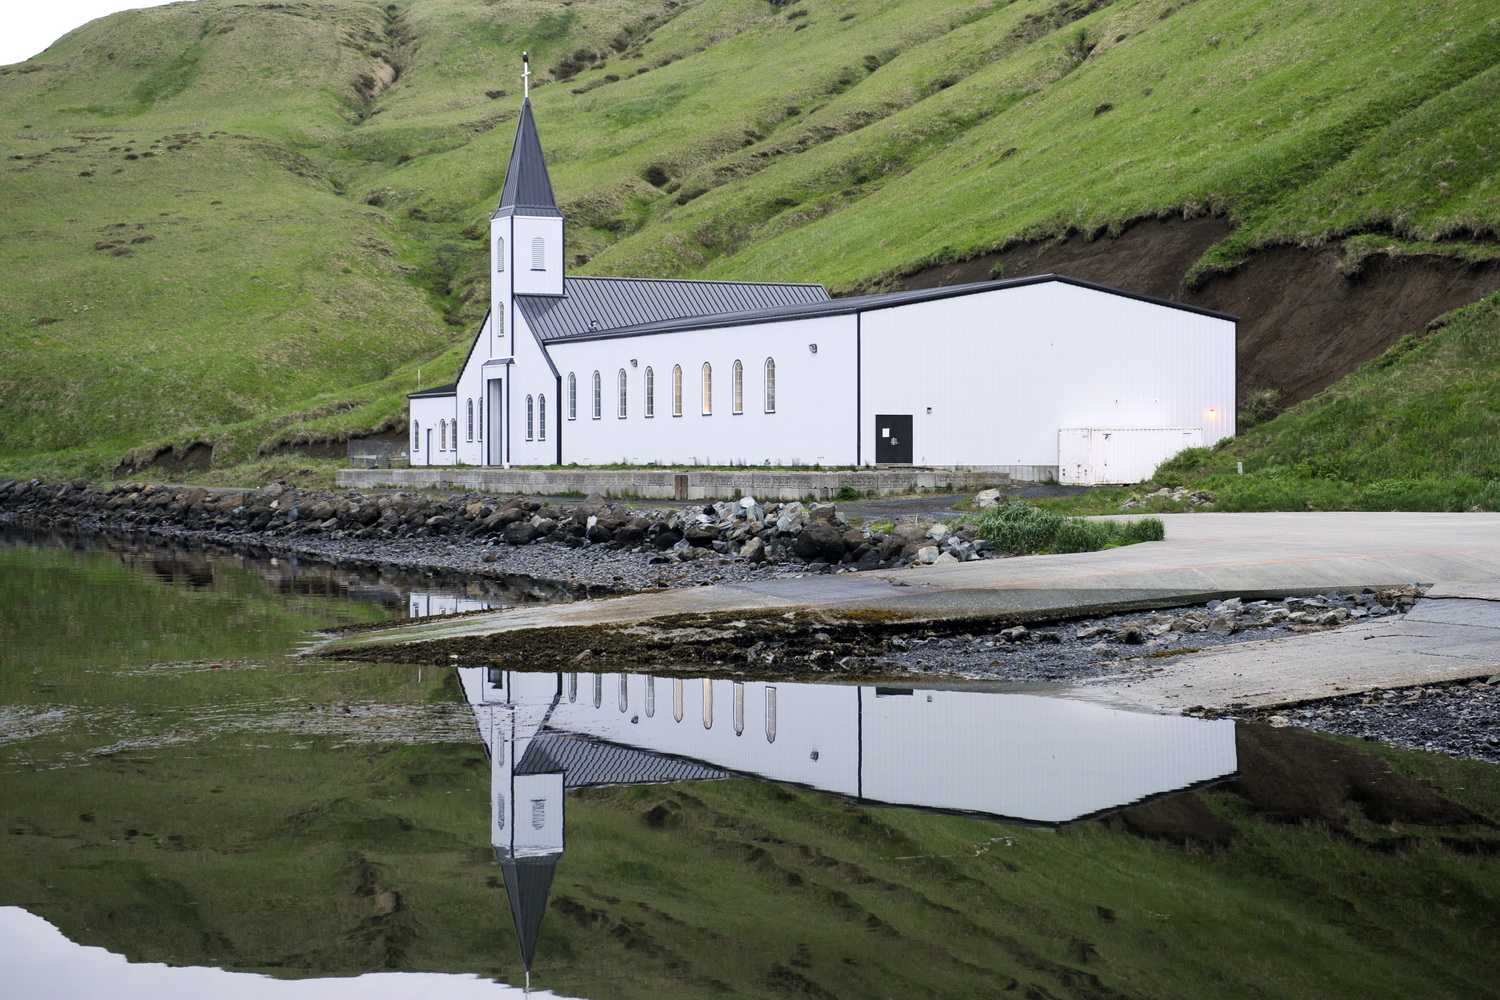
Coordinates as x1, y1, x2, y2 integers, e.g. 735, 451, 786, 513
331, 512, 1500, 708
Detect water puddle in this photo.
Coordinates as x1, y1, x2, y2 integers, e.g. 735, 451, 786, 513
1, 529, 1497, 998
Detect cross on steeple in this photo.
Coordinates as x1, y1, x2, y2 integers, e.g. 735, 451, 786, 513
522, 51, 531, 99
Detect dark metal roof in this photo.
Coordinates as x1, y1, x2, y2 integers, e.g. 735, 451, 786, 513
517, 276, 830, 343
495, 99, 560, 219
547, 273, 1240, 344
496, 852, 558, 973
521, 733, 730, 787
407, 381, 457, 399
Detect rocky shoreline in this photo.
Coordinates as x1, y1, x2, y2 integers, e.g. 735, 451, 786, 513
4, 477, 1497, 766
0, 478, 996, 591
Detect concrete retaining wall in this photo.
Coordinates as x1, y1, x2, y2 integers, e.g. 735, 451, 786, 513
334, 466, 1054, 500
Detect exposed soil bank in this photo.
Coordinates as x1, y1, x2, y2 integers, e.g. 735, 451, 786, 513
896, 217, 1500, 406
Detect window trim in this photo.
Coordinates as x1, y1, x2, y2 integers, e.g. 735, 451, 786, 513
538, 393, 546, 441
466, 399, 474, 441
644, 366, 655, 418
764, 357, 777, 414
701, 362, 712, 416
412, 420, 420, 451
567, 373, 577, 420
530, 237, 545, 271
592, 371, 602, 420
495, 235, 505, 272
672, 365, 683, 417
732, 360, 744, 415
525, 395, 534, 441
617, 368, 628, 419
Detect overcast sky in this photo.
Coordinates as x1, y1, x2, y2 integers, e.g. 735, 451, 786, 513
3, 1, 192, 67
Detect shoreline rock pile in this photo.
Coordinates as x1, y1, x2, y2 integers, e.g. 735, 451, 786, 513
0, 479, 996, 572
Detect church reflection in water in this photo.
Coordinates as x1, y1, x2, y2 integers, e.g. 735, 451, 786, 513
459, 668, 1238, 982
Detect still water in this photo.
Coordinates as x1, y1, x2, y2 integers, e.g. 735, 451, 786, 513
1, 530, 1497, 999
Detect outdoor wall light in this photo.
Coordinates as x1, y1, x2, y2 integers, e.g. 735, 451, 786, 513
630, 358, 638, 367
808, 343, 818, 354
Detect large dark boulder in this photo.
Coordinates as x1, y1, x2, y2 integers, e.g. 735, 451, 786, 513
792, 521, 846, 562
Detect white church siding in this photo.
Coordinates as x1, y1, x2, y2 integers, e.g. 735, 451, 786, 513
409, 390, 458, 467
545, 314, 857, 467
857, 281, 1236, 470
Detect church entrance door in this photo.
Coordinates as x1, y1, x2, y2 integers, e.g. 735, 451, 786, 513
486, 379, 504, 466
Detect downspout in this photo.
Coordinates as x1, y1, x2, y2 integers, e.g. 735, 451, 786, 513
555, 372, 564, 465
855, 313, 863, 467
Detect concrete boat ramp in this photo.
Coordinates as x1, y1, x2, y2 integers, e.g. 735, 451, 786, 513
328, 512, 1500, 712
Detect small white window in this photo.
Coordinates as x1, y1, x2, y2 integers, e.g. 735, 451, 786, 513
439, 419, 447, 450
645, 676, 656, 717
593, 674, 603, 709
412, 420, 419, 450
732, 360, 744, 415
645, 367, 655, 417
531, 237, 545, 270
538, 394, 547, 441
619, 676, 629, 713
495, 236, 505, 272
764, 357, 777, 413
672, 365, 683, 417
495, 794, 506, 829
618, 369, 628, 418
568, 673, 577, 703
530, 799, 546, 830
567, 373, 577, 420
592, 371, 602, 420
701, 363, 712, 416
477, 399, 483, 440
496, 309, 504, 338
765, 686, 777, 743
702, 678, 714, 729
673, 678, 684, 722
467, 399, 474, 441
526, 395, 534, 440
733, 681, 745, 736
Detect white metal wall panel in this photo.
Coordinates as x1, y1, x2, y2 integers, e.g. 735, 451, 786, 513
509, 216, 564, 296
408, 394, 456, 466
545, 314, 858, 467
858, 281, 1235, 467
1058, 427, 1204, 485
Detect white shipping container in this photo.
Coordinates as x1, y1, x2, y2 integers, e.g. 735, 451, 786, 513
1058, 427, 1203, 485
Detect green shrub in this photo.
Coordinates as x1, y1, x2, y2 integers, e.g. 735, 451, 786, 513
971, 502, 1164, 555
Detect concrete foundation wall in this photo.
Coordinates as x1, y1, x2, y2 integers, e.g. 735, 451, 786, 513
335, 466, 1049, 501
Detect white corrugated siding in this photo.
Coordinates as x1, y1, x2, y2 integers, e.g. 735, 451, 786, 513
545, 314, 857, 467
858, 281, 1235, 468
1058, 427, 1204, 485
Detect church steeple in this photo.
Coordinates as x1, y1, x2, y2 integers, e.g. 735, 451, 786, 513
492, 52, 565, 300
494, 97, 561, 219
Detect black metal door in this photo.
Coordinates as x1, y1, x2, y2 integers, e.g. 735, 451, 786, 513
875, 414, 913, 464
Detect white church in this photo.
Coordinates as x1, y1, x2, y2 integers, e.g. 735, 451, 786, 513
410, 71, 1237, 483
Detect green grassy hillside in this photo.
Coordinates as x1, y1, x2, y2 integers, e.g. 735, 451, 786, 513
1, 0, 1497, 483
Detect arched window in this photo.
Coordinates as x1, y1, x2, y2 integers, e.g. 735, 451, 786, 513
592, 371, 602, 419
619, 676, 628, 713
765, 686, 777, 743
645, 676, 656, 718
496, 309, 504, 338
617, 369, 628, 418
702, 678, 714, 729
593, 674, 602, 709
568, 673, 577, 703
645, 366, 655, 417
673, 678, 684, 722
438, 419, 446, 450
531, 237, 545, 270
526, 395, 534, 440
733, 681, 745, 736
732, 360, 744, 414
477, 399, 483, 440
672, 365, 683, 417
466, 399, 474, 441
412, 420, 420, 451
538, 394, 547, 440
701, 363, 712, 416
764, 357, 777, 413
567, 373, 577, 420
495, 236, 505, 272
